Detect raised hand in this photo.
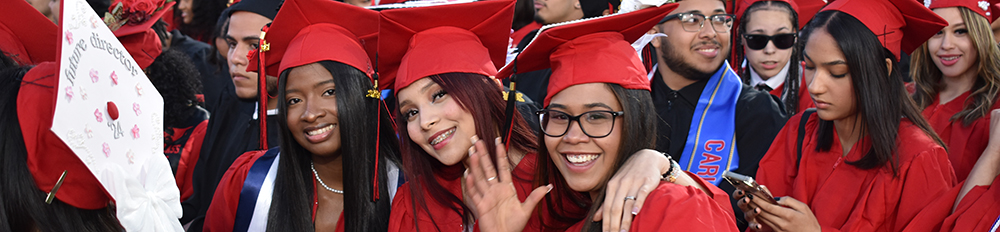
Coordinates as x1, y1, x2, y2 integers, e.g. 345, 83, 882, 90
463, 136, 551, 232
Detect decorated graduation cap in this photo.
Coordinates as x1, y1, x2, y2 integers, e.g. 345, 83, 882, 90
377, 0, 515, 92
928, 0, 1000, 22
103, 0, 175, 69
497, 4, 677, 106
821, 0, 947, 59
0, 0, 58, 65
735, 0, 826, 29
17, 0, 181, 230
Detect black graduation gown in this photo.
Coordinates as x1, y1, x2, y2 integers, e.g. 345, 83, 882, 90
180, 84, 279, 231
650, 69, 787, 231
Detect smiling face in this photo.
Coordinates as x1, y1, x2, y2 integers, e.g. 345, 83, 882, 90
397, 77, 478, 166
534, 0, 583, 25
805, 29, 856, 122
929, 7, 980, 79
284, 63, 342, 157
178, 0, 194, 24
743, 9, 795, 79
544, 83, 622, 194
653, 0, 731, 80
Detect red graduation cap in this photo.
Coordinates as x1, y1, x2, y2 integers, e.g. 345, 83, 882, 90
104, 0, 176, 69
19, 63, 113, 210
735, 0, 828, 29
0, 0, 58, 65
496, 4, 677, 106
377, 0, 515, 92
245, 0, 378, 79
821, 0, 947, 59
928, 0, 1000, 23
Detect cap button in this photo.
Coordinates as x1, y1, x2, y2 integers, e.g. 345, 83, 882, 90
107, 101, 119, 120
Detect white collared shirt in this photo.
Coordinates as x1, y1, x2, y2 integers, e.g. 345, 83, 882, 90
749, 61, 791, 91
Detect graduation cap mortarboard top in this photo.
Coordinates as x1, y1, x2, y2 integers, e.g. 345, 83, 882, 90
820, 0, 947, 59
377, 0, 515, 92
0, 0, 59, 65
497, 3, 678, 106
102, 0, 175, 69
928, 0, 1000, 23
227, 0, 283, 19
18, 0, 181, 230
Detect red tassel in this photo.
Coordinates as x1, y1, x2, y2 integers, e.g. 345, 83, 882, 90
257, 25, 271, 151
373, 100, 381, 202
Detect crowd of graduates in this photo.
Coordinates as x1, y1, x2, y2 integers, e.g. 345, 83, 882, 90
2, 0, 1000, 230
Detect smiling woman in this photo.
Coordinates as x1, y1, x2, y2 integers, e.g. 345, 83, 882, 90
911, 2, 1000, 182
202, 0, 401, 231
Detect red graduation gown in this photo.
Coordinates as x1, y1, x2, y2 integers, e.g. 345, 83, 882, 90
769, 73, 814, 115
388, 152, 542, 232
203, 150, 345, 232
921, 92, 999, 181
757, 113, 957, 232
904, 174, 1000, 232
565, 172, 739, 232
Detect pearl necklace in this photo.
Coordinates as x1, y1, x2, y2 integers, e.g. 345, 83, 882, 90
311, 162, 343, 194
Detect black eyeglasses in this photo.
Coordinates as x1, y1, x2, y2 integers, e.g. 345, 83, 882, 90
536, 109, 624, 138
659, 13, 735, 33
743, 33, 796, 50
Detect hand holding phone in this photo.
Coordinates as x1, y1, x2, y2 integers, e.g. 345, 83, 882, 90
723, 171, 777, 205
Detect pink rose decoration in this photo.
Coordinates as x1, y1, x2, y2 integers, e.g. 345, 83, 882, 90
90, 69, 99, 83
110, 71, 119, 85
65, 87, 74, 100
102, 143, 111, 157
133, 102, 142, 115
94, 109, 104, 122
131, 125, 140, 139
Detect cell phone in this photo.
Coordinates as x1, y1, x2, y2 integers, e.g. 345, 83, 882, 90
722, 171, 778, 205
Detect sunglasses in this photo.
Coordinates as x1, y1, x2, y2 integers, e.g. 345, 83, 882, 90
743, 33, 796, 50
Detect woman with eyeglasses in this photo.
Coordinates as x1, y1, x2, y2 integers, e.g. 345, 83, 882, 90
733, 0, 823, 114
731, 0, 959, 231
379, 1, 680, 232
463, 5, 739, 232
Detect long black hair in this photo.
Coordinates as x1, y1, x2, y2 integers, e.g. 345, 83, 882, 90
0, 52, 123, 232
735, 0, 802, 114
267, 60, 401, 231
802, 11, 944, 175
176, 0, 228, 42
534, 84, 658, 232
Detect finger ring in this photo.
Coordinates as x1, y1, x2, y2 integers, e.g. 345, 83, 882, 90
487, 176, 497, 182
624, 196, 636, 201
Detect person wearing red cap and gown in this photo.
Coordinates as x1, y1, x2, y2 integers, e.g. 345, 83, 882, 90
732, 0, 821, 115
464, 4, 738, 232
380, 1, 681, 231
736, 0, 958, 231
203, 0, 402, 231
0, 1, 123, 230
892, 0, 1000, 231
911, 0, 1000, 182
1, 0, 183, 229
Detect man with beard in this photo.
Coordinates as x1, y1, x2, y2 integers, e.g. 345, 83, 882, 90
180, 0, 282, 230
649, 0, 786, 230
505, 0, 620, 106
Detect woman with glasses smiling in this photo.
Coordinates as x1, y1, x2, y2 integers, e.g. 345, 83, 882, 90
463, 5, 739, 232
733, 0, 823, 114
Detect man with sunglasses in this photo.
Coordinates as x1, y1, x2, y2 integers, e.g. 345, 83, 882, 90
648, 0, 786, 230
